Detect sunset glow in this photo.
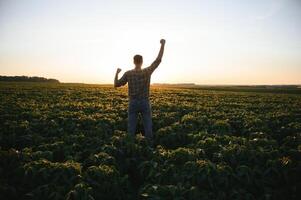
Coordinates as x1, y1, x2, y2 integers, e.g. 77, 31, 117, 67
0, 0, 300, 84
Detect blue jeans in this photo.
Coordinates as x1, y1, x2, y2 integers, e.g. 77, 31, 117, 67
128, 98, 153, 140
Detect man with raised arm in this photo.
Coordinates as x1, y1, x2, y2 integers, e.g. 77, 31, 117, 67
114, 39, 166, 143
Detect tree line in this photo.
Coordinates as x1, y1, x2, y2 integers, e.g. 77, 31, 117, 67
0, 75, 59, 83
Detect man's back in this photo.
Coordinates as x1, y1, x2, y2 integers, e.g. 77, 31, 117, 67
114, 58, 161, 99
126, 69, 151, 99
126, 59, 161, 99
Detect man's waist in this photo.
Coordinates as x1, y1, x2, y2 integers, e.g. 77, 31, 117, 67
128, 91, 149, 98
129, 94, 149, 101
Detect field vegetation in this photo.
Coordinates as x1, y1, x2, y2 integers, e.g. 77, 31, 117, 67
0, 82, 300, 199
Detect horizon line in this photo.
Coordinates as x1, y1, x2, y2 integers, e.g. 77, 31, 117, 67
1, 75, 301, 86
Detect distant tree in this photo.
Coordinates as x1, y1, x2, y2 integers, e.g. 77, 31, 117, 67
0, 75, 60, 83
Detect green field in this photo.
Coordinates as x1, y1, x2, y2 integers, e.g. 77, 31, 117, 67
0, 82, 300, 200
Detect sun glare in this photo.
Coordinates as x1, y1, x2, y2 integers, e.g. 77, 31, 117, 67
0, 0, 300, 84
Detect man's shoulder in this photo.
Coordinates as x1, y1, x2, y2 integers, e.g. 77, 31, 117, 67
127, 69, 146, 75
125, 69, 134, 76
124, 69, 135, 75
142, 66, 153, 72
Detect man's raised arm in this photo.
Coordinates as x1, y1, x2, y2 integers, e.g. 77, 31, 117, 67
114, 68, 127, 88
146, 39, 166, 74
156, 39, 166, 61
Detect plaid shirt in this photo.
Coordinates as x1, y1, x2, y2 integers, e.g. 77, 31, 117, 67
116, 58, 161, 99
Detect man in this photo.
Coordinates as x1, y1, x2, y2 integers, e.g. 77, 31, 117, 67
114, 39, 166, 142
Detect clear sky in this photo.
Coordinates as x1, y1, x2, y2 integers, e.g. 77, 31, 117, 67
0, 0, 300, 84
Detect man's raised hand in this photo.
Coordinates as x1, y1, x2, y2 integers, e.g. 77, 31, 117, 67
160, 39, 166, 45
116, 68, 122, 74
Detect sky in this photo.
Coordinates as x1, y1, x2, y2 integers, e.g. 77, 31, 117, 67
0, 0, 300, 85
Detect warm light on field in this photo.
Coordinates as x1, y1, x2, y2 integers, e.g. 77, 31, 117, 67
1, 82, 300, 198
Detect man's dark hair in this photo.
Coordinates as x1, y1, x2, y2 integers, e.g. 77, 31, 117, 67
133, 54, 143, 64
